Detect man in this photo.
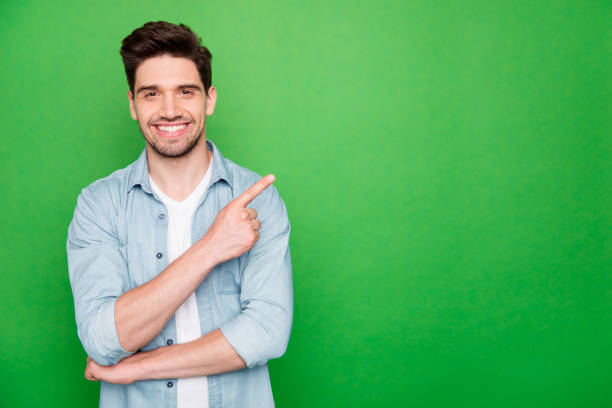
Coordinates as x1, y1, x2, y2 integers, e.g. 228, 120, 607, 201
66, 21, 293, 408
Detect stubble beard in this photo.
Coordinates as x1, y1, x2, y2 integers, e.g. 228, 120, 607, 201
140, 121, 205, 158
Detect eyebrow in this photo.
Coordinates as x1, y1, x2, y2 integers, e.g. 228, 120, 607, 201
135, 83, 204, 94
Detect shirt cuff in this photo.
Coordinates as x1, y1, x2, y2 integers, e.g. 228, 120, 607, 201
89, 297, 134, 366
220, 313, 268, 368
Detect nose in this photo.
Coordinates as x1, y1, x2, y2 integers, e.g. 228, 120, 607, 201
160, 94, 180, 120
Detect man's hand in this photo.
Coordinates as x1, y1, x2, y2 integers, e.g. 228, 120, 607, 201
199, 174, 275, 265
84, 357, 99, 381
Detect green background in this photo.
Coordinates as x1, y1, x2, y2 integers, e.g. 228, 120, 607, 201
1, 0, 610, 406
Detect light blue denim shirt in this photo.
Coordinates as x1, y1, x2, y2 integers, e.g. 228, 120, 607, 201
66, 139, 293, 407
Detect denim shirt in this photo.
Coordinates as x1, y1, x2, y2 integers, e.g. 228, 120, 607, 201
66, 139, 293, 408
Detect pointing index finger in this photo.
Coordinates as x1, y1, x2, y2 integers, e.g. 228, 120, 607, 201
232, 174, 276, 207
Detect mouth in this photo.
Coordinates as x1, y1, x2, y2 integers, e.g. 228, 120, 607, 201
153, 122, 190, 139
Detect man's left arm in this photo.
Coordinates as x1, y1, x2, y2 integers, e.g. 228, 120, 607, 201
85, 328, 245, 383
86, 182, 293, 383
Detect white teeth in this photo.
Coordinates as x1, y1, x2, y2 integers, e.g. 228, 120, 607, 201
157, 124, 187, 132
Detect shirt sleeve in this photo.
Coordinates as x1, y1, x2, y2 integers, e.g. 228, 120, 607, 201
66, 187, 134, 366
219, 183, 293, 368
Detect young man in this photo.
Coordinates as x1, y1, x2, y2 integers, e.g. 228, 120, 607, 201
66, 21, 293, 408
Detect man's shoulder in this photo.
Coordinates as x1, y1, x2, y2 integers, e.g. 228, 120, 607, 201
223, 157, 262, 188
77, 154, 142, 206
68, 156, 143, 244
223, 157, 281, 200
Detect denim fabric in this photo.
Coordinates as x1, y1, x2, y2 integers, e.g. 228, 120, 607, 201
67, 139, 293, 408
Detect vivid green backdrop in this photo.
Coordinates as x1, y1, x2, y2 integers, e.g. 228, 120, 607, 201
0, 0, 610, 407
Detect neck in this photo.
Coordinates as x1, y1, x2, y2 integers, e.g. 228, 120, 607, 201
146, 137, 212, 201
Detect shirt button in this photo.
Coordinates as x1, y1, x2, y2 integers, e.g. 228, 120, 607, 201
167, 381, 173, 388
159, 213, 165, 220
156, 252, 163, 259
167, 339, 173, 345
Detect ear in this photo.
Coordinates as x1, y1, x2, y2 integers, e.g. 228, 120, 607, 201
128, 90, 137, 120
205, 85, 217, 116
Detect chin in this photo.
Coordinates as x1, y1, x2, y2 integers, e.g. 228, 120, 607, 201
150, 137, 201, 158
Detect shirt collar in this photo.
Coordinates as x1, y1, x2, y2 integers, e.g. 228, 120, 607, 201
127, 138, 234, 194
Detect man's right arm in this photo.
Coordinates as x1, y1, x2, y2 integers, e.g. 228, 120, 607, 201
67, 186, 135, 366
112, 238, 217, 353
114, 175, 273, 353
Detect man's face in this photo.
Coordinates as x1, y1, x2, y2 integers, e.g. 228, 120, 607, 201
128, 55, 216, 158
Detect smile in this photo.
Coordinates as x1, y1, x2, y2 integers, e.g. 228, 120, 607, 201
153, 123, 190, 138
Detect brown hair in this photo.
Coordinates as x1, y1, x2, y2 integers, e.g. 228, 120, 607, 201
120, 21, 212, 95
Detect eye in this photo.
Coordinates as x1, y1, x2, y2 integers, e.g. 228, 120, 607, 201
181, 89, 194, 95
144, 91, 157, 98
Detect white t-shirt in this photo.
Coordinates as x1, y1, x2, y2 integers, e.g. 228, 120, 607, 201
149, 158, 213, 408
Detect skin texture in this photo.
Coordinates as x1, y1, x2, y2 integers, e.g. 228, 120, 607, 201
85, 55, 275, 383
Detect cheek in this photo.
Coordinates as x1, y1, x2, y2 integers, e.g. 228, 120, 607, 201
135, 107, 155, 124
185, 99, 206, 117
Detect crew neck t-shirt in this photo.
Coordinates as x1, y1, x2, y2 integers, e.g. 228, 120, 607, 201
149, 157, 213, 408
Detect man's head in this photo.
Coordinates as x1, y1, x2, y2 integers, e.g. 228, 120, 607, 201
120, 21, 212, 97
120, 21, 216, 158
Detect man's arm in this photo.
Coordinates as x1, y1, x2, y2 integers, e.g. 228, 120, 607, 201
85, 328, 245, 384
113, 239, 217, 353
114, 174, 277, 353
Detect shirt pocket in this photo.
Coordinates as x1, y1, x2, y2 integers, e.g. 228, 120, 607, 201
217, 257, 241, 294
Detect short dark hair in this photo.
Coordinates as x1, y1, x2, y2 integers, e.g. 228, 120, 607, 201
120, 21, 212, 95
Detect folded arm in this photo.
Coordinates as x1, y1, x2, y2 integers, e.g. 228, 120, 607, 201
85, 328, 245, 383
68, 174, 291, 372
82, 177, 292, 382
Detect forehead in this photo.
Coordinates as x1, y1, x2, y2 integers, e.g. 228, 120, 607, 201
134, 55, 203, 88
